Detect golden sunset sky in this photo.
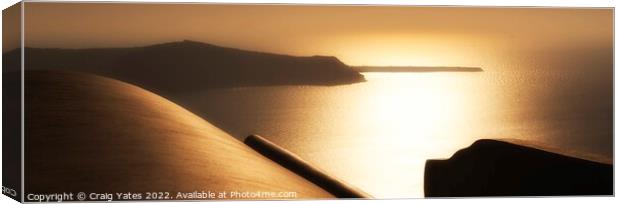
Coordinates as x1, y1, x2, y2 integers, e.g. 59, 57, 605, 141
4, 3, 613, 66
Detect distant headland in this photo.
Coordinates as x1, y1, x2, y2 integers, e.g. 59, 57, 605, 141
3, 40, 366, 94
353, 66, 483, 73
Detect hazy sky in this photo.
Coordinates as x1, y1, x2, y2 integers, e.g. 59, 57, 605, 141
5, 3, 614, 66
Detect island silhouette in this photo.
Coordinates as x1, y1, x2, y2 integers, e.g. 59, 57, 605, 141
4, 40, 365, 95
2, 40, 490, 97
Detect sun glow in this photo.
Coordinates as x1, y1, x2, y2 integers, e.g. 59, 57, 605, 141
323, 33, 489, 67
327, 73, 484, 197
367, 74, 456, 135
361, 73, 468, 145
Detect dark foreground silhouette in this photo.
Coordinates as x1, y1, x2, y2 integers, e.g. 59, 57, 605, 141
4, 40, 364, 95
425, 139, 613, 197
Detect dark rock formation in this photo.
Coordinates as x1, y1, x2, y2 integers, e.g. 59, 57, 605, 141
425, 139, 613, 197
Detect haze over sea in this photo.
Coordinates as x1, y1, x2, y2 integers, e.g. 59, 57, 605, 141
174, 45, 612, 198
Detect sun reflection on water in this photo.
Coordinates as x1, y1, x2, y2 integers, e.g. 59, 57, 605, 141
179, 66, 612, 198
310, 72, 495, 198
365, 73, 460, 138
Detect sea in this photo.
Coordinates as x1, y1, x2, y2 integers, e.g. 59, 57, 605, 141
172, 47, 613, 198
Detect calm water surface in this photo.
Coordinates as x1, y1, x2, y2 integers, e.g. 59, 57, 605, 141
174, 50, 613, 198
